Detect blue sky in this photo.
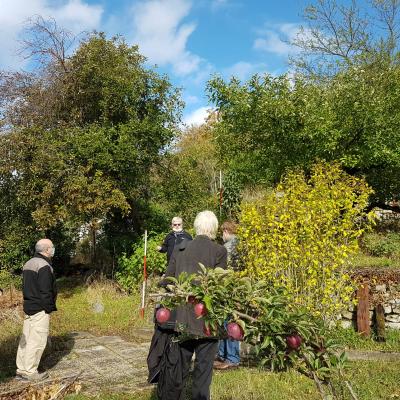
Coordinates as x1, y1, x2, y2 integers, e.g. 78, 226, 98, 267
0, 0, 311, 125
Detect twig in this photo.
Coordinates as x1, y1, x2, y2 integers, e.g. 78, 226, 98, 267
49, 372, 82, 400
312, 372, 330, 400
235, 311, 258, 323
344, 380, 358, 400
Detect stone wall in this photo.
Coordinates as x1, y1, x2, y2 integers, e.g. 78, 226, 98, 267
340, 269, 400, 330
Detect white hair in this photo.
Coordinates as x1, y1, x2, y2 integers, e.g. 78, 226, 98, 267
194, 211, 219, 239
35, 239, 52, 253
171, 216, 183, 225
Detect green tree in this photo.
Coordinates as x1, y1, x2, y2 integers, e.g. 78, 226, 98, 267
151, 121, 220, 223
207, 64, 400, 209
0, 19, 182, 271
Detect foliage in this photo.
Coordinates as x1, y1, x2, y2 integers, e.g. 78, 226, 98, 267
0, 25, 182, 271
151, 122, 220, 223
207, 60, 400, 207
221, 170, 242, 220
116, 233, 168, 292
158, 266, 348, 391
0, 269, 22, 290
362, 232, 400, 258
238, 162, 375, 319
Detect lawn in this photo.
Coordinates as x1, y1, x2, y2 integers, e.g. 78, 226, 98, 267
1, 278, 400, 400
65, 360, 400, 400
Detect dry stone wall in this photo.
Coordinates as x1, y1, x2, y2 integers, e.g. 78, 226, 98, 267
340, 269, 400, 330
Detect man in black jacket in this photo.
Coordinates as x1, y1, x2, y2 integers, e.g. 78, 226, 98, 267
158, 211, 227, 400
157, 216, 192, 264
16, 238, 57, 382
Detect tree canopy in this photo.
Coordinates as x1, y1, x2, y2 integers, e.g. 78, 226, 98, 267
0, 20, 182, 270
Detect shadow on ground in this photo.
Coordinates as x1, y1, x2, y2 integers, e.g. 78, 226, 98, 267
0, 333, 75, 383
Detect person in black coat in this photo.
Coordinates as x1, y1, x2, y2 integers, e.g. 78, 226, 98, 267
157, 216, 192, 264
158, 210, 227, 400
16, 238, 57, 382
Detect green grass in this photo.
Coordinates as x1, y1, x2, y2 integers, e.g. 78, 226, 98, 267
66, 360, 400, 400
2, 278, 400, 399
331, 326, 400, 352
0, 278, 152, 381
351, 252, 400, 269
51, 277, 152, 340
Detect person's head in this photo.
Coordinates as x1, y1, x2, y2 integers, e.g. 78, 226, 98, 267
221, 221, 238, 243
194, 211, 218, 239
171, 216, 183, 232
35, 239, 55, 259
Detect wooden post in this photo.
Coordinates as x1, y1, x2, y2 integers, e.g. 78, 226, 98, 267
356, 283, 370, 337
375, 303, 386, 342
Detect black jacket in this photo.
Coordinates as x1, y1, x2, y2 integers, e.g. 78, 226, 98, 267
159, 230, 192, 263
163, 235, 227, 337
22, 253, 57, 315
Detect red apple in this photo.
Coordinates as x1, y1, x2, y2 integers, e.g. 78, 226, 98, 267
156, 307, 171, 323
227, 322, 244, 341
203, 325, 212, 336
194, 302, 207, 317
187, 295, 197, 304
286, 334, 302, 350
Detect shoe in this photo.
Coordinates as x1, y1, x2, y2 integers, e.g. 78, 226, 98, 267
213, 360, 224, 369
213, 361, 239, 370
25, 371, 49, 382
14, 373, 28, 381
215, 355, 225, 362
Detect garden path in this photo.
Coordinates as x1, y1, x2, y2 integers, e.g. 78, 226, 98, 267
1, 329, 400, 398
0, 329, 155, 398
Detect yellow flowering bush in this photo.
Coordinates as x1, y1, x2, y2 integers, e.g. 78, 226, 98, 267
238, 162, 375, 319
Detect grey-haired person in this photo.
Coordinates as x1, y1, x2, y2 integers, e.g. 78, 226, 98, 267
157, 216, 192, 264
15, 239, 57, 382
159, 211, 227, 400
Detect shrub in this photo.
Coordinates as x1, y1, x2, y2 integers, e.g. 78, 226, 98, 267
238, 162, 375, 320
116, 232, 168, 292
362, 232, 400, 258
0, 269, 22, 290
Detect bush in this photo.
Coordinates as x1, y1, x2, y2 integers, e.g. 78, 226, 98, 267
362, 232, 400, 258
238, 162, 375, 320
116, 232, 168, 292
0, 269, 22, 290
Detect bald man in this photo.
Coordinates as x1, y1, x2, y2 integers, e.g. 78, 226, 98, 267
16, 239, 57, 382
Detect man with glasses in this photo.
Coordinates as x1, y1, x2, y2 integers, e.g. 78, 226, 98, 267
157, 217, 192, 264
15, 238, 57, 382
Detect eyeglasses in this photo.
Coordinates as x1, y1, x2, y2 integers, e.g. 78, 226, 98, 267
173, 223, 182, 226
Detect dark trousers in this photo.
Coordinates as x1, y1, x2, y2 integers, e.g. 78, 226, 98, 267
179, 338, 218, 400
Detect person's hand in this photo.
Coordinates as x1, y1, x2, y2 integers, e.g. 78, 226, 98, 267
157, 245, 162, 251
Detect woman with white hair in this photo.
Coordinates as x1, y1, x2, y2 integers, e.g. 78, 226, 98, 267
159, 210, 227, 400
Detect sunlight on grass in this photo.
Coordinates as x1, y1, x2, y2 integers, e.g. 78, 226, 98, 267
51, 278, 153, 341
331, 326, 400, 352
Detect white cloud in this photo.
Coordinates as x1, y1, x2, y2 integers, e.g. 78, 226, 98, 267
254, 23, 300, 56
183, 106, 211, 126
130, 0, 201, 75
223, 61, 268, 81
184, 94, 200, 105
211, 0, 228, 10
0, 0, 103, 69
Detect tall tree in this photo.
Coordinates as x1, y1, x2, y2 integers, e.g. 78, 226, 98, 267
291, 0, 400, 78
0, 18, 182, 270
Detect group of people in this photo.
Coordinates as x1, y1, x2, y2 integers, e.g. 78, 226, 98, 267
15, 210, 239, 400
150, 211, 240, 400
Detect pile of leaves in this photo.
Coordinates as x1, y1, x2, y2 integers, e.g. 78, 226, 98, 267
155, 266, 356, 399
0, 376, 81, 400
